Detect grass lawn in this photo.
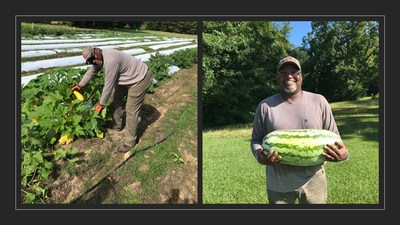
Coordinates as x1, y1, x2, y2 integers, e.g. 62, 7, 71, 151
202, 97, 380, 204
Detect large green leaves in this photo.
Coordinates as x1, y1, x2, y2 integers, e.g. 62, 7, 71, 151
21, 67, 109, 204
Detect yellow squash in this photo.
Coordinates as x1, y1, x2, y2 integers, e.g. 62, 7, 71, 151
73, 91, 85, 101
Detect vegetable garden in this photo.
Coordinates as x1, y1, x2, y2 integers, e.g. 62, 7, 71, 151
20, 24, 198, 204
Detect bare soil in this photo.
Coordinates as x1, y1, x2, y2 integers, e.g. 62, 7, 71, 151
47, 65, 198, 204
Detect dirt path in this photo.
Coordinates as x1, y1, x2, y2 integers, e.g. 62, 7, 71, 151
48, 65, 198, 204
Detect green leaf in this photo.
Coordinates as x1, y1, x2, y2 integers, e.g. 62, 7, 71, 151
100, 107, 107, 118
24, 164, 38, 175
30, 137, 43, 147
87, 129, 94, 137
43, 160, 53, 169
23, 153, 32, 165
172, 153, 184, 164
76, 103, 88, 111
95, 130, 104, 138
32, 185, 47, 197
33, 152, 44, 163
39, 168, 50, 179
50, 137, 57, 145
66, 148, 78, 155
68, 158, 79, 163
21, 165, 35, 177
74, 126, 86, 136
24, 193, 36, 204
72, 115, 82, 125
54, 149, 67, 160
21, 176, 28, 186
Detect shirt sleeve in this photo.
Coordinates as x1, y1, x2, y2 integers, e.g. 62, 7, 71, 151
99, 60, 120, 105
79, 65, 101, 87
251, 103, 265, 162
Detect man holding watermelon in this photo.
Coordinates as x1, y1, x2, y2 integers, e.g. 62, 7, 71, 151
251, 56, 349, 204
71, 46, 153, 153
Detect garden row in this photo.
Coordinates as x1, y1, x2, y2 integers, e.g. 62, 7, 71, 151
21, 42, 197, 203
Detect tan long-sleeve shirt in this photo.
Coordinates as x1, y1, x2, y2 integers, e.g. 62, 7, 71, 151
251, 91, 339, 192
79, 48, 149, 105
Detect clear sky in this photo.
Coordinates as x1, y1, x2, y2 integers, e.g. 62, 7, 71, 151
287, 21, 312, 47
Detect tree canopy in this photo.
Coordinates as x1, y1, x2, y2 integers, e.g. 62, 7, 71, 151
202, 21, 380, 127
302, 21, 379, 101
202, 21, 291, 127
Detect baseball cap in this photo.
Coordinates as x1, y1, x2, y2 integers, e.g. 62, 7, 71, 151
277, 56, 301, 71
82, 46, 95, 64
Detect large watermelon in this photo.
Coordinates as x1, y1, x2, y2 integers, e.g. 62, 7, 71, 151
262, 129, 342, 166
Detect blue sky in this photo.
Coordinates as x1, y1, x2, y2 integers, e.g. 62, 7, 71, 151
287, 21, 312, 47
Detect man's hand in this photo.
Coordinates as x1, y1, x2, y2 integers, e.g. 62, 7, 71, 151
71, 84, 82, 92
257, 148, 282, 165
323, 141, 348, 162
94, 103, 103, 113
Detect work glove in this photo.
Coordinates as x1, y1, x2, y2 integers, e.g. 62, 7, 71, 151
94, 103, 103, 113
71, 84, 82, 92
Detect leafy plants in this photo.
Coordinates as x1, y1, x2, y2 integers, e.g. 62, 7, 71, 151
20, 47, 198, 204
21, 67, 111, 203
148, 48, 198, 82
148, 51, 174, 82
172, 153, 184, 164
171, 48, 197, 69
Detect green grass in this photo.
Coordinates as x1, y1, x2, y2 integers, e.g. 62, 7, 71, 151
202, 97, 380, 204
106, 67, 198, 203
203, 134, 267, 204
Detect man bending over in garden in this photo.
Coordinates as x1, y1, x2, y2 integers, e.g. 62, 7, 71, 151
71, 46, 153, 153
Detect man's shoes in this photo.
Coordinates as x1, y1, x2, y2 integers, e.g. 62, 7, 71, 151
117, 144, 133, 153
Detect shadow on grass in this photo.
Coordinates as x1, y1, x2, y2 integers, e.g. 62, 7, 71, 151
165, 189, 197, 204
75, 176, 118, 204
70, 131, 175, 204
118, 103, 161, 140
137, 104, 161, 140
332, 99, 379, 142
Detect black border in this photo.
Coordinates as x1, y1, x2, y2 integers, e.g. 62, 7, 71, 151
16, 15, 384, 210
197, 20, 203, 205
16, 16, 201, 210
8, 5, 395, 218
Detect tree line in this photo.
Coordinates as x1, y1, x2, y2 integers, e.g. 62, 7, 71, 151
25, 21, 197, 34
202, 21, 379, 127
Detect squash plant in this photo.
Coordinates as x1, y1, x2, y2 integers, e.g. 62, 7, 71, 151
20, 48, 197, 203
21, 68, 110, 203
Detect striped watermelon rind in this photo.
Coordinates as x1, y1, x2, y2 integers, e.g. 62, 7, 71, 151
261, 129, 341, 166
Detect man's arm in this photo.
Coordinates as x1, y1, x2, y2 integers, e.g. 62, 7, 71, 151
79, 65, 101, 87
99, 62, 119, 105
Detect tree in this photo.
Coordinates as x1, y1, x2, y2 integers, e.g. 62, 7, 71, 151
202, 21, 291, 127
302, 21, 379, 101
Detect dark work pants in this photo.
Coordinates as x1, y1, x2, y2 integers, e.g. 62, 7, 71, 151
109, 70, 152, 147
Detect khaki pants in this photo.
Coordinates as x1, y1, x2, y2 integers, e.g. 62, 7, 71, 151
109, 70, 152, 147
267, 167, 327, 204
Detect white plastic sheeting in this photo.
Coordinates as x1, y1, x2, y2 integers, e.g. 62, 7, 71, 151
22, 38, 191, 51
21, 36, 156, 44
167, 66, 180, 75
21, 35, 196, 85
21, 48, 145, 72
148, 41, 193, 50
